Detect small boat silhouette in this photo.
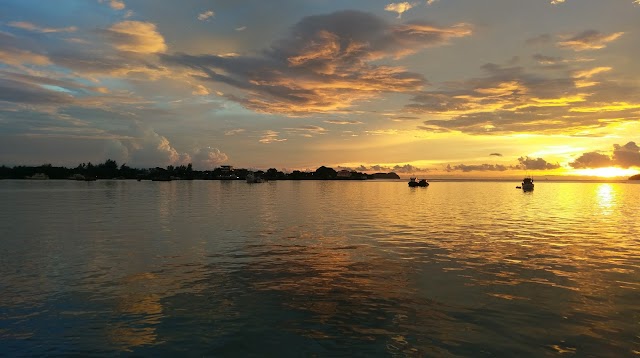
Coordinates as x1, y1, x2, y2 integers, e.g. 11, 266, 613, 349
408, 177, 429, 187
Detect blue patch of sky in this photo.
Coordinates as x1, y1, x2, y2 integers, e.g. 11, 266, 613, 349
40, 84, 73, 93
2, 0, 119, 30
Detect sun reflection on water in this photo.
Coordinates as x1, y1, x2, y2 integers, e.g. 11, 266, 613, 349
595, 184, 616, 215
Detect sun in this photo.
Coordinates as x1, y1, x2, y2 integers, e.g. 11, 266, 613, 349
571, 166, 638, 178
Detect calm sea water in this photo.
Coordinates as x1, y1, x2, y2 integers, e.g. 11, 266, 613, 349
1, 179, 639, 356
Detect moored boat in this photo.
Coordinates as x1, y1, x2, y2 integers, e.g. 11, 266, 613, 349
521, 176, 534, 191
408, 177, 428, 187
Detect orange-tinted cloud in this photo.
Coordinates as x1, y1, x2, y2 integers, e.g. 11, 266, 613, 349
385, 2, 415, 18
104, 21, 167, 54
259, 130, 287, 143
409, 61, 640, 135
8, 21, 77, 33
163, 10, 471, 115
99, 0, 125, 10
324, 119, 363, 125
557, 30, 624, 51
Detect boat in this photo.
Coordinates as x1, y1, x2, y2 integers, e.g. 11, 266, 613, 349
246, 172, 265, 183
408, 177, 428, 187
26, 173, 49, 180
521, 176, 534, 191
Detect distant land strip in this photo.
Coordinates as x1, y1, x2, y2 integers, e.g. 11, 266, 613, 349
0, 160, 400, 181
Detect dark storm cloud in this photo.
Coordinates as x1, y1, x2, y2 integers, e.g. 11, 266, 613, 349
163, 10, 471, 115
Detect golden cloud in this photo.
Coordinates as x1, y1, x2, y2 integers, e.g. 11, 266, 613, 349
557, 30, 624, 51
409, 61, 640, 135
385, 2, 415, 18
164, 10, 471, 115
8, 21, 77, 33
573, 66, 611, 79
105, 21, 167, 54
0, 48, 51, 66
99, 0, 125, 10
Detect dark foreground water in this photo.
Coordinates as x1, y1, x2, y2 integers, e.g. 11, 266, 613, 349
1, 179, 639, 356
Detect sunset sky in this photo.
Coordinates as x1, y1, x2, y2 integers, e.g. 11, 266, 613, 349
1, 0, 640, 178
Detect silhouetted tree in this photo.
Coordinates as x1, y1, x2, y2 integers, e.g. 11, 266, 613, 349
314, 166, 337, 179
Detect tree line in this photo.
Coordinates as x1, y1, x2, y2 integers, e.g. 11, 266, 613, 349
0, 160, 400, 181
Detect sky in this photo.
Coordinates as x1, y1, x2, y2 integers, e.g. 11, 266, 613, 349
1, 0, 640, 178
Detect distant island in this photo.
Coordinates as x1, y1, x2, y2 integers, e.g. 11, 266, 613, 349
0, 160, 400, 181
630, 174, 640, 180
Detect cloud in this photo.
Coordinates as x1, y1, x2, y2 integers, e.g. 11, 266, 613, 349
517, 156, 560, 170
385, 2, 415, 18
0, 47, 51, 67
354, 164, 426, 173
163, 10, 471, 115
99, 0, 125, 10
198, 10, 215, 21
612, 142, 640, 168
235, 26, 247, 31
224, 129, 245, 136
490, 153, 502, 156
526, 34, 553, 46
259, 130, 287, 143
0, 78, 74, 105
408, 60, 640, 135
390, 116, 419, 122
391, 164, 426, 173
429, 157, 558, 172
285, 125, 327, 137
324, 119, 363, 124
112, 124, 190, 168
49, 49, 169, 78
557, 30, 624, 51
446, 163, 510, 172
191, 147, 228, 169
572, 66, 611, 79
426, 0, 438, 5
8, 21, 77, 33
192, 84, 210, 95
570, 142, 640, 168
550, 0, 565, 4
569, 151, 612, 169
103, 21, 167, 54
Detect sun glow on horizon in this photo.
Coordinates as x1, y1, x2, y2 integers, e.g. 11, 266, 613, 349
571, 166, 638, 178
